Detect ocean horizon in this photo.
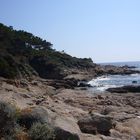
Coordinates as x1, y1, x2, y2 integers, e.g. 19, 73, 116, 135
99, 61, 140, 66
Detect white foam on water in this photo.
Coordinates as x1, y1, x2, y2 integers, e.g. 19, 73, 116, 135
88, 75, 127, 92
130, 73, 140, 77
88, 81, 99, 87
88, 76, 110, 86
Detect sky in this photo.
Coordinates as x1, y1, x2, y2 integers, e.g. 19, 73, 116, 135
0, 0, 140, 63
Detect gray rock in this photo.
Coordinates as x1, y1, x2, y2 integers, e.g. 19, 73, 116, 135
132, 81, 137, 84
78, 113, 113, 136
55, 127, 80, 140
107, 85, 140, 93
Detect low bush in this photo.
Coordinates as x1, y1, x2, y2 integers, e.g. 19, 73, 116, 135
0, 54, 18, 78
29, 122, 55, 140
0, 101, 20, 139
17, 107, 48, 130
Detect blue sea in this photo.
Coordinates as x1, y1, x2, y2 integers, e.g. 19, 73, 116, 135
88, 61, 140, 92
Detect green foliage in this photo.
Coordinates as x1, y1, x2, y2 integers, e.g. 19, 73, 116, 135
0, 101, 20, 138
0, 101, 17, 123
0, 23, 94, 79
29, 122, 55, 140
0, 101, 31, 140
0, 54, 18, 78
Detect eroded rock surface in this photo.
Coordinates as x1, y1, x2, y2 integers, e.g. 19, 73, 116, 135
0, 78, 140, 139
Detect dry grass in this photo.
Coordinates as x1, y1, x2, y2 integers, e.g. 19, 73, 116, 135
20, 108, 33, 115
15, 132, 30, 140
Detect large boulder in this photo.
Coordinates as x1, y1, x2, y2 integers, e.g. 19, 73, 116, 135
78, 113, 113, 136
55, 127, 80, 140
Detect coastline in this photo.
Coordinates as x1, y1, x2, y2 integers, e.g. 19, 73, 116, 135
0, 68, 140, 140
0, 23, 140, 140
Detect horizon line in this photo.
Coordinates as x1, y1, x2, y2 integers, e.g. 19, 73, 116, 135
97, 60, 140, 64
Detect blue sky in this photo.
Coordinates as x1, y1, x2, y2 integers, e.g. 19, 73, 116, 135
0, 0, 140, 63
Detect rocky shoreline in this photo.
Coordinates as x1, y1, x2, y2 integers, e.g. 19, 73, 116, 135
46, 65, 140, 90
0, 72, 140, 140
0, 23, 140, 140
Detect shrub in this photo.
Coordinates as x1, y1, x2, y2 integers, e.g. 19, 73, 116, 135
0, 101, 20, 138
17, 108, 44, 130
15, 131, 30, 140
0, 55, 18, 78
29, 122, 55, 140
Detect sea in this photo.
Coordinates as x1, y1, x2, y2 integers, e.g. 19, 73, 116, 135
88, 61, 140, 92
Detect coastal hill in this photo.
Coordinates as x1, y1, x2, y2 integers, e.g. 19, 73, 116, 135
1, 23, 138, 82
0, 23, 95, 80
